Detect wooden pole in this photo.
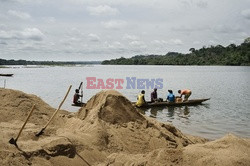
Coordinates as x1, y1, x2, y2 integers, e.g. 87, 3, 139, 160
36, 85, 72, 136
9, 104, 36, 146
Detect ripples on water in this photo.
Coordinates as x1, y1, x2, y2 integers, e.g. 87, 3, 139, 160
0, 65, 249, 140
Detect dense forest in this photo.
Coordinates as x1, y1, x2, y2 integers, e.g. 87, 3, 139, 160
0, 59, 101, 66
102, 38, 250, 66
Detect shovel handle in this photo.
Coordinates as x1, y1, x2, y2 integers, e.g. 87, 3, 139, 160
15, 104, 36, 141
42, 85, 72, 130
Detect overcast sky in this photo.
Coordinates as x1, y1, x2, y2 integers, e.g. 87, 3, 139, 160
0, 0, 250, 61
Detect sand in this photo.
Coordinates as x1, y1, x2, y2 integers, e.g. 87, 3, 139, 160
0, 88, 250, 166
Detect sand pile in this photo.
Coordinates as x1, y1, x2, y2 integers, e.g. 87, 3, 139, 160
70, 90, 203, 154
77, 90, 144, 124
0, 88, 250, 166
102, 134, 250, 166
182, 134, 250, 166
0, 88, 72, 165
0, 88, 68, 125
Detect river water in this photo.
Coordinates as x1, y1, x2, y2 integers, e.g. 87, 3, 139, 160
1, 65, 249, 140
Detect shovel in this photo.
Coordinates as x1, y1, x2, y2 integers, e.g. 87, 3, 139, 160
9, 104, 36, 147
36, 85, 72, 137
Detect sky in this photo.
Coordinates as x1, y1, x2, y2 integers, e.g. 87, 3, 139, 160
0, 0, 250, 61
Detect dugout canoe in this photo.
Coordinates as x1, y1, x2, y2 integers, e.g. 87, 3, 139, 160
71, 103, 86, 107
72, 98, 210, 108
0, 74, 13, 77
134, 98, 210, 108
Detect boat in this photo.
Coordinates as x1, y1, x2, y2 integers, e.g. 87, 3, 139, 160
72, 98, 210, 108
0, 74, 14, 77
134, 98, 210, 108
71, 103, 86, 107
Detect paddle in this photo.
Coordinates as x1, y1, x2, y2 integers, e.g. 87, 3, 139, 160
9, 104, 36, 147
36, 85, 72, 137
78, 82, 83, 103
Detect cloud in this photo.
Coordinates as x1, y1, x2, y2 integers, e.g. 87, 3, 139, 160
193, 41, 201, 45
0, 40, 7, 45
105, 41, 123, 49
151, 40, 168, 46
213, 25, 241, 34
87, 5, 119, 16
122, 34, 138, 41
0, 24, 8, 30
0, 28, 44, 41
42, 17, 56, 23
241, 9, 250, 20
1, 0, 250, 61
7, 10, 31, 20
88, 33, 100, 42
19, 28, 44, 41
170, 39, 183, 45
196, 1, 208, 8
129, 40, 146, 48
102, 20, 127, 29
209, 40, 216, 45
171, 25, 209, 33
180, 0, 208, 8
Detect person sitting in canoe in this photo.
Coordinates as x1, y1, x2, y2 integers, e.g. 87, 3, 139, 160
178, 89, 192, 101
136, 90, 147, 107
73, 89, 83, 104
167, 90, 175, 102
151, 88, 158, 102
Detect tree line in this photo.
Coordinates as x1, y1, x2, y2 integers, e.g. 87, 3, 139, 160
0, 59, 101, 66
102, 38, 250, 66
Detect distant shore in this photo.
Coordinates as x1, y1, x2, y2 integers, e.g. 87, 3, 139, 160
0, 58, 101, 66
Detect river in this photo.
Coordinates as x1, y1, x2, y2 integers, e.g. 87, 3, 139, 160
1, 65, 249, 140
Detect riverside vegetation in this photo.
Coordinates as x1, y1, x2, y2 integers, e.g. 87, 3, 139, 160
102, 38, 250, 66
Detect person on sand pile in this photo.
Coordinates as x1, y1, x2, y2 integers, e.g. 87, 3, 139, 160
73, 89, 83, 104
136, 90, 147, 107
167, 90, 175, 102
178, 89, 192, 101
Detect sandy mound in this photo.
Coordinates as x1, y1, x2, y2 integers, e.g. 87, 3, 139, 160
0, 88, 68, 125
182, 134, 250, 166
104, 134, 250, 166
0, 88, 73, 166
71, 90, 202, 154
77, 90, 144, 124
0, 88, 250, 166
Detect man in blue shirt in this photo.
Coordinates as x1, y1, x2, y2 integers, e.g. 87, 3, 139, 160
167, 90, 175, 102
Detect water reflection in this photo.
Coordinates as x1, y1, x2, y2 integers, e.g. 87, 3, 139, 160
176, 106, 190, 119
139, 105, 208, 123
150, 107, 163, 118
167, 106, 175, 117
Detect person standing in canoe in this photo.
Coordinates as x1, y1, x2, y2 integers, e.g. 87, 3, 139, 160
73, 89, 83, 104
136, 90, 147, 107
151, 88, 158, 102
167, 90, 175, 102
178, 89, 192, 101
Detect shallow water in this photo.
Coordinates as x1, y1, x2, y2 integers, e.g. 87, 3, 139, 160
1, 65, 250, 140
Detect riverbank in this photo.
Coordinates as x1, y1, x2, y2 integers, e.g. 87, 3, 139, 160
0, 88, 249, 165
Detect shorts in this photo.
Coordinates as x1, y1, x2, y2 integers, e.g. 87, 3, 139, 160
184, 92, 192, 100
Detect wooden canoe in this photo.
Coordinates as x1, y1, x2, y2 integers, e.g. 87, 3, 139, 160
0, 74, 14, 77
71, 103, 86, 107
134, 98, 210, 108
72, 98, 210, 108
